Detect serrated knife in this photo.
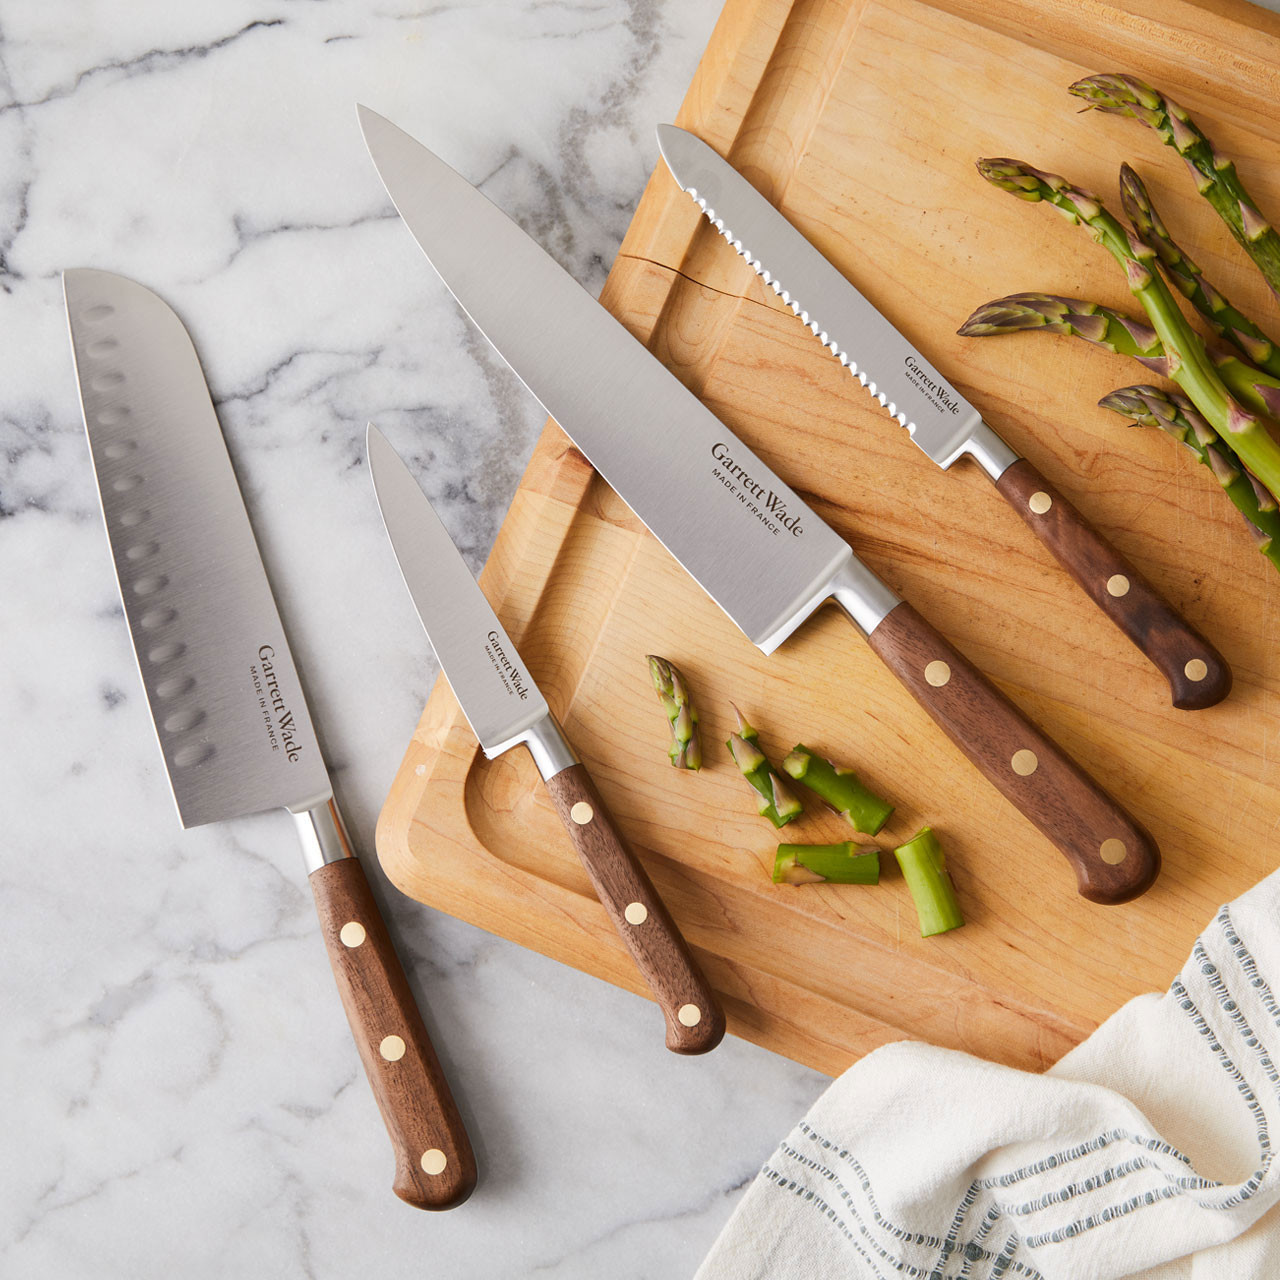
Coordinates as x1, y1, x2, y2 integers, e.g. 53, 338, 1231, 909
64, 268, 476, 1210
655, 124, 1230, 713
357, 106, 1159, 905
365, 423, 724, 1054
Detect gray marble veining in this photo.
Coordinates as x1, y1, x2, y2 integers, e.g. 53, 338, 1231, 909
1, 2, 833, 1276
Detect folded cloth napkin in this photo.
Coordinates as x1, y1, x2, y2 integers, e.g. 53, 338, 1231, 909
697, 870, 1280, 1280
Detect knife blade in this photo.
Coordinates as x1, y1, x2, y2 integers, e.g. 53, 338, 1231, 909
65, 268, 476, 1210
366, 423, 724, 1054
357, 105, 1159, 905
654, 124, 1230, 712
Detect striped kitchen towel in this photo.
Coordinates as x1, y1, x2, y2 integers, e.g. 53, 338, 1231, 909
697, 869, 1280, 1279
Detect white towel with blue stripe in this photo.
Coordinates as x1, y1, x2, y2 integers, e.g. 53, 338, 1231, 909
697, 871, 1280, 1279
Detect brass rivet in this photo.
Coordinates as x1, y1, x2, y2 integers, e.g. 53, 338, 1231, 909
1106, 574, 1130, 597
1100, 838, 1127, 865
379, 1034, 406, 1062
1011, 749, 1038, 776
1028, 491, 1052, 514
924, 660, 951, 688
570, 801, 594, 825
1185, 658, 1208, 682
339, 921, 366, 948
624, 902, 648, 926
678, 1004, 702, 1027
421, 1149, 448, 1176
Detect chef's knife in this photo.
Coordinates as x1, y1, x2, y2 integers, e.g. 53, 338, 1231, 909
357, 106, 1159, 905
655, 124, 1229, 713
64, 269, 476, 1210
366, 423, 724, 1054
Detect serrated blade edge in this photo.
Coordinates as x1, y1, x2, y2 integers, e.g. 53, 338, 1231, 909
656, 125, 985, 469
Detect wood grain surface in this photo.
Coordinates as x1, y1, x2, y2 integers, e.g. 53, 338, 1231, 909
376, 0, 1280, 1075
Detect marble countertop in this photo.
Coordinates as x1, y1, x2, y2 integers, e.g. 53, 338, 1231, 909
3, 2, 831, 1276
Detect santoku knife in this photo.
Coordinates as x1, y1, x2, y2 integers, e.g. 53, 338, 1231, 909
65, 269, 476, 1210
357, 106, 1159, 905
366, 423, 724, 1054
655, 124, 1229, 712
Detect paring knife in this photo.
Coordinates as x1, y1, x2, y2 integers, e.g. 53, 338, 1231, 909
356, 106, 1158, 905
655, 124, 1230, 713
64, 269, 476, 1210
365, 423, 725, 1054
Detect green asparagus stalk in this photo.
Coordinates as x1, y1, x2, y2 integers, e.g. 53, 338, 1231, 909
1208, 347, 1280, 425
1119, 164, 1280, 377
893, 828, 964, 938
958, 293, 1170, 373
773, 842, 880, 886
1099, 385, 1280, 568
1069, 74, 1280, 294
960, 290, 1280, 555
960, 291, 1280, 440
727, 706, 802, 828
781, 745, 894, 835
646, 655, 702, 769
975, 158, 1280, 498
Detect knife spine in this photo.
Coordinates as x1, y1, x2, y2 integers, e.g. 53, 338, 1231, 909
679, 184, 911, 433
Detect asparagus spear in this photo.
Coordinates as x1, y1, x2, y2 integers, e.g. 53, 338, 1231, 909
958, 293, 1170, 373
1069, 74, 1280, 295
975, 159, 1280, 498
960, 291, 1280, 437
960, 292, 1280, 556
1119, 165, 1280, 377
781, 745, 893, 835
773, 842, 880, 886
646, 655, 702, 769
893, 828, 964, 937
1099, 384, 1280, 568
727, 706, 802, 828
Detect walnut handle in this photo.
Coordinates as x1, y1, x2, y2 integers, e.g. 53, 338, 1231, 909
309, 854, 477, 1209
544, 763, 726, 1054
994, 458, 1229, 709
866, 602, 1160, 904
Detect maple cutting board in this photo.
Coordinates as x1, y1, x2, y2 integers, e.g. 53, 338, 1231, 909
376, 0, 1280, 1075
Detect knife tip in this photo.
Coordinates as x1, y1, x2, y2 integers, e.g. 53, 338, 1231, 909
655, 124, 698, 185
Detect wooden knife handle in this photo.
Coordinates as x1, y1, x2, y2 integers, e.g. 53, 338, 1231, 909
544, 763, 726, 1054
995, 458, 1229, 709
866, 602, 1160, 904
310, 855, 477, 1209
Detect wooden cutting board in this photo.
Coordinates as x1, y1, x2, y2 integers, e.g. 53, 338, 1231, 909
376, 0, 1280, 1075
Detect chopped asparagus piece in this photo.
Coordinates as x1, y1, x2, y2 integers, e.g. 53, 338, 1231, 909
726, 705, 801, 828
773, 842, 880, 885
646, 655, 702, 770
894, 827, 964, 937
781, 745, 894, 835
